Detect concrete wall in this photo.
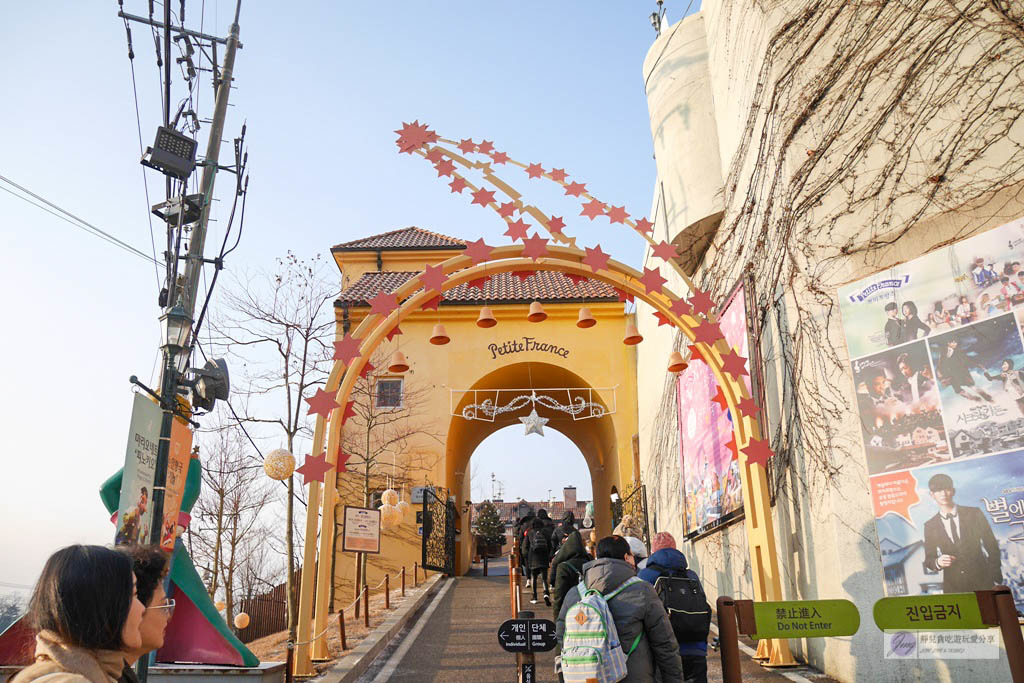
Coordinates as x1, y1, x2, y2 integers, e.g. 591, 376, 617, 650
637, 1, 1024, 680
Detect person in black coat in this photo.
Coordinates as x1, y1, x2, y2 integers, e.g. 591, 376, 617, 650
547, 527, 591, 620
550, 510, 576, 551
525, 518, 553, 604
922, 473, 1002, 593
514, 512, 535, 577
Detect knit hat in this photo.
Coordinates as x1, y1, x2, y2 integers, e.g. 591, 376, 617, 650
651, 531, 677, 554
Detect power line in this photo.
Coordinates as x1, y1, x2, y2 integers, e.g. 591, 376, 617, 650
0, 175, 160, 266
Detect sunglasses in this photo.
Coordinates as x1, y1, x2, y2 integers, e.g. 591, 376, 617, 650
147, 599, 175, 617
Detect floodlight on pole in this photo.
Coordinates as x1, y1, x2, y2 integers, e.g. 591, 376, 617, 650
141, 126, 198, 180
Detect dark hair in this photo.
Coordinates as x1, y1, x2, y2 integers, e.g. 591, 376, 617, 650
902, 301, 918, 317
933, 301, 943, 311
118, 545, 168, 607
141, 487, 148, 498
884, 302, 898, 312
1005, 358, 1015, 370
1002, 276, 1010, 284
532, 518, 544, 530
896, 353, 911, 368
28, 545, 135, 650
537, 509, 549, 520
596, 535, 631, 560
928, 473, 954, 492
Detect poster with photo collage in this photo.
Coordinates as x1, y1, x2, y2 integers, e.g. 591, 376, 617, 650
839, 217, 1024, 611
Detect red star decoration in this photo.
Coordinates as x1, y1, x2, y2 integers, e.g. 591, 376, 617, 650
305, 388, 339, 419
737, 396, 761, 418
522, 234, 549, 261
692, 319, 724, 345
497, 202, 517, 218
332, 333, 362, 365
464, 238, 493, 265
422, 295, 441, 311
296, 452, 333, 485
617, 289, 635, 304
368, 291, 398, 316
725, 436, 739, 460
394, 120, 438, 154
358, 361, 375, 379
420, 263, 447, 293
638, 266, 667, 294
477, 140, 495, 155
504, 218, 530, 241
566, 273, 588, 286
386, 326, 402, 341
340, 400, 357, 424
336, 450, 353, 473
564, 181, 587, 197
434, 159, 455, 178
582, 245, 611, 272
634, 217, 654, 235
424, 147, 445, 163
688, 288, 716, 316
742, 438, 774, 469
687, 345, 705, 364
449, 177, 467, 193
549, 168, 568, 183
721, 348, 749, 378
467, 276, 491, 290
606, 205, 629, 224
471, 187, 496, 207
669, 298, 692, 317
457, 138, 477, 154
547, 216, 566, 233
513, 270, 534, 282
652, 241, 679, 261
712, 386, 730, 412
654, 311, 674, 327
580, 198, 607, 220
490, 150, 509, 165
525, 163, 545, 179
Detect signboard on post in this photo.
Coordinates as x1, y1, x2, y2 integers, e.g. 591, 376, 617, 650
873, 593, 990, 631
115, 394, 162, 545
342, 506, 381, 554
497, 618, 558, 653
735, 599, 861, 639
158, 417, 193, 551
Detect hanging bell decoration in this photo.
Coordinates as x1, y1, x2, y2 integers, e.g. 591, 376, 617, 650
577, 306, 596, 328
623, 321, 643, 345
476, 306, 498, 328
429, 323, 450, 345
528, 301, 548, 323
388, 350, 410, 373
667, 351, 689, 373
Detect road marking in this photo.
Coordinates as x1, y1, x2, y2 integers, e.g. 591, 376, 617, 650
370, 577, 455, 682
708, 621, 817, 683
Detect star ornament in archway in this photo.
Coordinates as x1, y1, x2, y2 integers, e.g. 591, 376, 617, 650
504, 218, 530, 242
336, 450, 353, 474
692, 319, 724, 346
296, 452, 334, 485
332, 332, 362, 366
521, 234, 549, 261
464, 238, 493, 265
742, 438, 774, 470
688, 288, 717, 317
420, 264, 447, 294
394, 120, 438, 154
583, 245, 611, 272
368, 291, 399, 316
638, 267, 667, 295
305, 388, 339, 419
520, 408, 549, 436
721, 348, 749, 378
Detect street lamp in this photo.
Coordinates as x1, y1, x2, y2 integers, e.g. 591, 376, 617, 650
160, 303, 192, 375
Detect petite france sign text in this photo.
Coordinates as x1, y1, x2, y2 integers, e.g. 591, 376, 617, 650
489, 336, 569, 360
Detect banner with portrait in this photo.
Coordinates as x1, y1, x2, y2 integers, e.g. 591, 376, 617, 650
677, 278, 762, 537
839, 216, 1024, 611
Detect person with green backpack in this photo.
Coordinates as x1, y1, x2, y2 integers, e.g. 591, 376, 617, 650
556, 536, 682, 682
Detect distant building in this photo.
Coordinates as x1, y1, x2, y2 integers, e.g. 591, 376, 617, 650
471, 486, 589, 554
880, 537, 942, 596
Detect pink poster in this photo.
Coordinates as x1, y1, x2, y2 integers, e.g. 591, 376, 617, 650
677, 285, 754, 536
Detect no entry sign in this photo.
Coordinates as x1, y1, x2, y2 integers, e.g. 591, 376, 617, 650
497, 618, 558, 653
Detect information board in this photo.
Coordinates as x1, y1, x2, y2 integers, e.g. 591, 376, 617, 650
342, 505, 381, 554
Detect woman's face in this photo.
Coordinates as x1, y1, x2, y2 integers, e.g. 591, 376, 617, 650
121, 576, 146, 651
137, 584, 170, 652
902, 304, 912, 317
1003, 361, 1012, 372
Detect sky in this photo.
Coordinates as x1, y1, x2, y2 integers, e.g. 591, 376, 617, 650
0, 0, 695, 589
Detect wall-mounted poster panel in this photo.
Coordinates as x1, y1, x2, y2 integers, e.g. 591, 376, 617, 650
839, 216, 1024, 612
677, 277, 764, 537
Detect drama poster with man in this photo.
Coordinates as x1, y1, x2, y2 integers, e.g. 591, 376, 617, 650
115, 393, 161, 545
871, 451, 1024, 612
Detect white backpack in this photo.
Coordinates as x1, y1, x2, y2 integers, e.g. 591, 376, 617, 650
561, 576, 644, 683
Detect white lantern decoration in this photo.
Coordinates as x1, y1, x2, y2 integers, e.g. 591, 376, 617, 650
381, 488, 399, 506
264, 449, 296, 481
234, 612, 250, 629
215, 601, 226, 611
396, 499, 411, 517
379, 503, 402, 529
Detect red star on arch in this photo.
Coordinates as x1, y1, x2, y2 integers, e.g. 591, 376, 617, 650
471, 187, 496, 207
522, 234, 549, 261
296, 452, 333, 485
638, 267, 667, 294
358, 361, 375, 379
305, 388, 339, 420
525, 163, 545, 179
580, 198, 607, 220
742, 438, 774, 469
336, 450, 353, 474
434, 159, 455, 178
547, 216, 566, 234
583, 245, 611, 272
549, 168, 568, 183
692, 319, 724, 345
422, 295, 441, 311
464, 238, 493, 265
490, 150, 509, 165
606, 205, 629, 224
386, 326, 402, 341
449, 177, 467, 193
687, 345, 705, 365
688, 288, 716, 316
394, 120, 438, 154
477, 140, 495, 155
725, 436, 739, 460
669, 298, 692, 317
467, 276, 491, 290
566, 273, 589, 286
652, 241, 679, 261
617, 290, 635, 304
513, 270, 534, 282
420, 263, 447, 294
654, 311, 674, 327
721, 348, 749, 378
634, 217, 654, 235
368, 291, 398, 316
737, 396, 761, 418
712, 386, 730, 413
424, 147, 445, 164
340, 400, 358, 424
504, 218, 530, 242
457, 138, 477, 154
332, 333, 362, 366
564, 181, 587, 197
497, 202, 517, 218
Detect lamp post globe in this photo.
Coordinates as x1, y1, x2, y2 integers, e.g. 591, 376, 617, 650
160, 303, 193, 374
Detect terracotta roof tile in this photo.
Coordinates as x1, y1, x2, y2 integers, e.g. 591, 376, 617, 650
337, 270, 618, 306
332, 227, 466, 251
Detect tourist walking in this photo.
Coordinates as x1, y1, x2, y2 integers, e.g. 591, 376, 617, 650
526, 518, 554, 604
550, 510, 576, 550
547, 524, 591, 619
117, 546, 174, 683
14, 545, 146, 683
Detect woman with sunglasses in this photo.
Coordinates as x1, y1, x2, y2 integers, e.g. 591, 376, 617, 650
116, 546, 174, 683
14, 545, 146, 683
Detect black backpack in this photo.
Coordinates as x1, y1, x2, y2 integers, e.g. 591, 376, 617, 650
647, 562, 712, 643
531, 528, 550, 554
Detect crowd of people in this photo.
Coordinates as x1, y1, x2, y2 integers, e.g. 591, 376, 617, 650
13, 544, 173, 683
513, 510, 711, 683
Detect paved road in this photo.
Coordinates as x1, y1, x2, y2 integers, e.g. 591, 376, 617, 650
359, 561, 835, 682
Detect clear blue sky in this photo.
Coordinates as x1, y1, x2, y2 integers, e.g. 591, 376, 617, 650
0, 1, 696, 588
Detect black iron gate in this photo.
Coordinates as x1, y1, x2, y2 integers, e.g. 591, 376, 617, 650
422, 486, 455, 574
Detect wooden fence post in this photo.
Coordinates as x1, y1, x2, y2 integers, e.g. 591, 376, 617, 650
385, 574, 390, 610
363, 586, 370, 628
414, 562, 419, 587
337, 610, 347, 651
401, 566, 406, 597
